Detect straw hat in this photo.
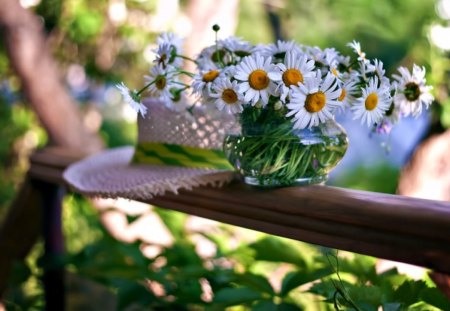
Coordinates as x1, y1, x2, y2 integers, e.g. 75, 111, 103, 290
63, 99, 236, 200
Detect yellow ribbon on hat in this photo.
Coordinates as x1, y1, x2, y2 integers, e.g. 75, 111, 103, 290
132, 142, 233, 170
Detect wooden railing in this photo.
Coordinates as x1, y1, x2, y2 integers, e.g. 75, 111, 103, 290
1, 147, 450, 309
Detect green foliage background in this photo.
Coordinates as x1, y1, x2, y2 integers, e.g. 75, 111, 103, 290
1, 0, 449, 310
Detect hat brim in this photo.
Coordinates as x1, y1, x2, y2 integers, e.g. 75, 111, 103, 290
63, 146, 235, 200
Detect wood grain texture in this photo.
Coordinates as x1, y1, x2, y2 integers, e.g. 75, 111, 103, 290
147, 182, 450, 273
30, 148, 450, 273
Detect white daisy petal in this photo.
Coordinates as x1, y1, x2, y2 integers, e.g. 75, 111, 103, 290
392, 65, 434, 117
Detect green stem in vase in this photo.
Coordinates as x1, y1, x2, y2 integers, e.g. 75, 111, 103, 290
224, 105, 348, 187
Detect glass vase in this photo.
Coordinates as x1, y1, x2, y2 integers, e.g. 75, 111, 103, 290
223, 107, 348, 187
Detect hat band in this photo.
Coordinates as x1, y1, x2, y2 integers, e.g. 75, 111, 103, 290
131, 142, 233, 170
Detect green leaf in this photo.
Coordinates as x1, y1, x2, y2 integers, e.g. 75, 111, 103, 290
249, 236, 306, 267
420, 287, 450, 310
213, 287, 263, 306
280, 267, 333, 296
114, 279, 157, 310
252, 301, 303, 311
252, 300, 278, 311
382, 302, 402, 311
235, 273, 275, 294
278, 302, 304, 311
161, 242, 203, 267
348, 285, 383, 308
332, 254, 378, 284
8, 260, 32, 286
393, 280, 428, 307
153, 207, 187, 240
308, 279, 342, 299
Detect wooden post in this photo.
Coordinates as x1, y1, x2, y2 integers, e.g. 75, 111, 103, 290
33, 180, 66, 311
0, 177, 42, 296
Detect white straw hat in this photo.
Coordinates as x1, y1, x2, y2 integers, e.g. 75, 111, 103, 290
63, 99, 236, 200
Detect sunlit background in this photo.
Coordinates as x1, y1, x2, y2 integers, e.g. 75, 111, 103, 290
1, 0, 450, 310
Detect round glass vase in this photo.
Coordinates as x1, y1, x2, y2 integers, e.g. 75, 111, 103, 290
223, 107, 348, 187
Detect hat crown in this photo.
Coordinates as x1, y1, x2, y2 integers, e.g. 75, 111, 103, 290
138, 99, 236, 149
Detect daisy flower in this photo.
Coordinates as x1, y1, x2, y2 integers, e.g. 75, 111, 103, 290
221, 37, 254, 57
286, 72, 342, 129
144, 64, 177, 103
210, 79, 244, 114
234, 54, 278, 106
116, 82, 148, 117
153, 42, 180, 68
336, 53, 351, 69
352, 60, 371, 84
157, 32, 184, 55
191, 69, 223, 97
351, 76, 391, 127
268, 51, 315, 102
260, 40, 302, 59
367, 59, 389, 86
335, 76, 358, 113
304, 46, 340, 75
347, 40, 367, 63
392, 65, 434, 117
196, 45, 220, 71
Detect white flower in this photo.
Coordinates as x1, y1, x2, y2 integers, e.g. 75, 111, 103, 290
221, 37, 254, 56
153, 42, 182, 68
260, 40, 302, 58
144, 64, 177, 104
392, 65, 434, 117
351, 76, 391, 127
336, 53, 351, 68
304, 46, 339, 68
347, 40, 367, 63
191, 69, 223, 97
234, 54, 278, 106
268, 50, 315, 102
116, 82, 147, 117
367, 59, 390, 86
157, 32, 184, 55
335, 76, 359, 113
352, 60, 372, 84
210, 79, 244, 114
196, 45, 220, 71
286, 72, 341, 129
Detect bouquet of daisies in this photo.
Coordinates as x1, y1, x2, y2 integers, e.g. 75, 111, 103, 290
118, 31, 433, 133
117, 30, 434, 186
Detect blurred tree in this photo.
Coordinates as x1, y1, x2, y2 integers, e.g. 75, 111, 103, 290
0, 0, 103, 152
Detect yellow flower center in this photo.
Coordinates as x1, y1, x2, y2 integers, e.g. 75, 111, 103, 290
305, 92, 326, 113
365, 93, 378, 111
202, 70, 220, 83
338, 88, 346, 102
249, 69, 270, 90
222, 89, 238, 104
282, 69, 303, 87
332, 68, 339, 77
155, 76, 166, 90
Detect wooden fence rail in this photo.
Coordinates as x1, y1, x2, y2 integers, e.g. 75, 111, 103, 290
1, 146, 450, 310
28, 147, 450, 273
